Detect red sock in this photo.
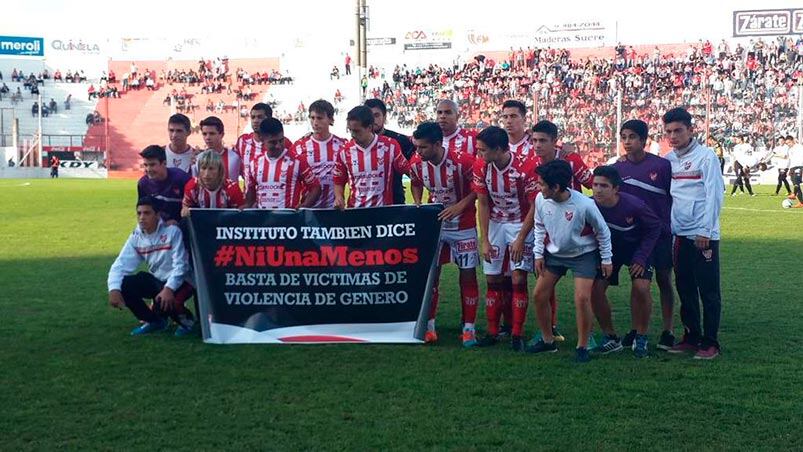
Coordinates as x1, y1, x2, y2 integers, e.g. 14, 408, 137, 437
502, 277, 513, 327
512, 283, 529, 336
485, 282, 503, 335
460, 278, 479, 325
428, 285, 439, 321
550, 291, 558, 327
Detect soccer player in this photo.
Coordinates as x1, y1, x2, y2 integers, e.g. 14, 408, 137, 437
590, 166, 660, 358
730, 135, 755, 197
436, 99, 477, 156
498, 99, 532, 337
530, 120, 594, 340
500, 100, 531, 160
472, 126, 537, 351
769, 136, 791, 196
181, 150, 244, 215
243, 118, 321, 209
137, 145, 191, 224
531, 120, 593, 191
526, 160, 612, 363
333, 106, 411, 209
663, 107, 724, 360
364, 98, 415, 204
234, 103, 294, 172
786, 135, 803, 207
613, 120, 676, 350
165, 113, 196, 174
409, 122, 479, 346
195, 116, 242, 182
107, 197, 195, 336
293, 100, 346, 208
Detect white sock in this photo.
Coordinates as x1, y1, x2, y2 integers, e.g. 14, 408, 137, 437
427, 319, 436, 331
463, 323, 475, 331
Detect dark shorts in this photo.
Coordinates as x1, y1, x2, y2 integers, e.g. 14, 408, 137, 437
601, 246, 654, 286
545, 251, 600, 279
650, 235, 673, 271
791, 167, 803, 184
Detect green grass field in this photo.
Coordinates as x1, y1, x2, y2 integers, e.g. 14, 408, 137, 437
1, 178, 802, 450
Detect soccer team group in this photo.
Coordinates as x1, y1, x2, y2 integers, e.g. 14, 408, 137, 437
107, 96, 726, 362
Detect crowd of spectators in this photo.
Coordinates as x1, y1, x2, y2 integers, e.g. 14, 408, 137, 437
366, 36, 802, 164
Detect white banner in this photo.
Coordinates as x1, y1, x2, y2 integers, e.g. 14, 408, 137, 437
462, 20, 613, 51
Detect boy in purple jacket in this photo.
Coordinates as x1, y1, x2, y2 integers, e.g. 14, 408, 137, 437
590, 166, 661, 358
613, 120, 676, 351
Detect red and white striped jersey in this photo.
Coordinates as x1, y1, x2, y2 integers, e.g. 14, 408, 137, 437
472, 155, 538, 223
246, 149, 319, 209
293, 134, 346, 208
443, 127, 478, 157
234, 133, 261, 167
234, 133, 294, 173
409, 150, 476, 230
333, 134, 411, 208
509, 136, 533, 161
533, 149, 593, 191
192, 147, 242, 182
183, 177, 244, 209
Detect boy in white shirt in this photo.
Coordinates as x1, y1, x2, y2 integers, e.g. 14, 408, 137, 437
526, 160, 612, 363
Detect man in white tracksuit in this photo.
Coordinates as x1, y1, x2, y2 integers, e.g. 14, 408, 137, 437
662, 107, 724, 360
108, 197, 195, 336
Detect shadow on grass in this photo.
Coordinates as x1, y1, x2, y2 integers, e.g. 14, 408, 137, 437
1, 241, 802, 449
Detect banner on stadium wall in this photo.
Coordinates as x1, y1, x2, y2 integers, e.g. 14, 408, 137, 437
367, 37, 397, 46
463, 21, 613, 51
58, 161, 100, 169
188, 206, 443, 344
48, 38, 103, 55
733, 9, 803, 36
403, 29, 453, 51
0, 36, 44, 57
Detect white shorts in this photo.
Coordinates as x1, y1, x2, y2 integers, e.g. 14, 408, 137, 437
438, 228, 479, 269
483, 221, 534, 275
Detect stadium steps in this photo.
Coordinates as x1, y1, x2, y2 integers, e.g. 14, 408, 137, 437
103, 58, 283, 174
0, 80, 99, 147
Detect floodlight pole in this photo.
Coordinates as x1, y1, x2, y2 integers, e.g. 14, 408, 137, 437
356, 0, 368, 102
37, 93, 43, 167
105, 95, 110, 168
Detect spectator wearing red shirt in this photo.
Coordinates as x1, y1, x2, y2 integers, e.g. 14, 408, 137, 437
50, 156, 60, 178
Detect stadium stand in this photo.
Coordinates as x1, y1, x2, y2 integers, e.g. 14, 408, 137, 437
1, 36, 800, 176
